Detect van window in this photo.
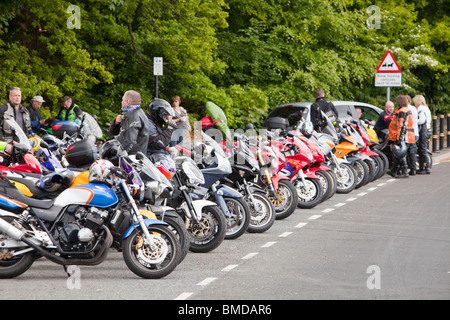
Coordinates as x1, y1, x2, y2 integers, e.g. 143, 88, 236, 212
267, 107, 307, 126
358, 106, 379, 122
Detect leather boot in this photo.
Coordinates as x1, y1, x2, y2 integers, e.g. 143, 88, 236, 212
417, 154, 431, 174
408, 152, 417, 176
397, 158, 409, 178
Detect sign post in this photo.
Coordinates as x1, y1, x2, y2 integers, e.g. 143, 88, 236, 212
375, 50, 401, 101
153, 57, 163, 98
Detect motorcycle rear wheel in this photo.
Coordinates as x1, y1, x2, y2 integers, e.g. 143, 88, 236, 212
122, 224, 180, 279
0, 216, 35, 279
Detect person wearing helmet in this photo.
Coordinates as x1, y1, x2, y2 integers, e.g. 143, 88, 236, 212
108, 90, 150, 155
146, 98, 177, 156
387, 95, 415, 178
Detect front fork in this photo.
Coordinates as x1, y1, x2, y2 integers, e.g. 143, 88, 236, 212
120, 180, 157, 251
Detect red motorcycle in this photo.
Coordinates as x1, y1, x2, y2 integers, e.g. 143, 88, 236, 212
263, 117, 325, 209
271, 132, 324, 209
0, 119, 43, 174
250, 136, 298, 220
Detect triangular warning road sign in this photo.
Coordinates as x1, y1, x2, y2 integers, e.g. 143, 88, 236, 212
376, 50, 401, 73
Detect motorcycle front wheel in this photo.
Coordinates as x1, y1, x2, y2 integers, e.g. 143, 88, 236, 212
335, 163, 357, 194
188, 205, 226, 253
122, 224, 180, 279
246, 192, 275, 233
224, 197, 251, 240
295, 178, 324, 209
267, 179, 298, 220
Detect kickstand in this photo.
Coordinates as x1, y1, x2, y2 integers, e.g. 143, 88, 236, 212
63, 265, 71, 277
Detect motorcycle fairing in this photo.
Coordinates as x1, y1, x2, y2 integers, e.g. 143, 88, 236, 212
54, 183, 118, 208
0, 194, 27, 210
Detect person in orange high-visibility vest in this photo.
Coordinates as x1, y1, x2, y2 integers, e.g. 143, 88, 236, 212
387, 95, 415, 178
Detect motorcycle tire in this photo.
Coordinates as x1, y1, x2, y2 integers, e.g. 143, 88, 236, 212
364, 158, 376, 183
122, 224, 180, 279
315, 170, 336, 202
161, 215, 190, 264
0, 216, 35, 279
324, 169, 338, 200
224, 197, 251, 240
335, 163, 357, 194
188, 205, 226, 253
267, 179, 298, 220
374, 150, 389, 176
353, 159, 370, 189
295, 177, 324, 209
369, 155, 384, 181
246, 191, 276, 233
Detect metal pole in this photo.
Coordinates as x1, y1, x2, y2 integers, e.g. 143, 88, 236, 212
447, 113, 450, 148
439, 114, 444, 150
432, 115, 437, 152
386, 87, 390, 102
155, 75, 159, 98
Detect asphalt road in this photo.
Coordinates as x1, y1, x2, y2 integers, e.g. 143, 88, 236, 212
1, 153, 449, 302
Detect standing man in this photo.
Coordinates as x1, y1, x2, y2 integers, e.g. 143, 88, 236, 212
56, 96, 83, 123
310, 89, 339, 132
27, 95, 46, 134
108, 90, 150, 155
406, 95, 419, 175
374, 100, 395, 137
0, 87, 33, 142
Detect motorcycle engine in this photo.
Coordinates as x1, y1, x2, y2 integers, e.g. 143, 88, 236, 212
55, 206, 109, 253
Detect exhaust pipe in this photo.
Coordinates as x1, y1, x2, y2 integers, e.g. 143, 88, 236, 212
0, 217, 25, 241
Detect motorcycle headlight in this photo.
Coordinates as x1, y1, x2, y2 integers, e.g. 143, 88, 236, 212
182, 160, 205, 185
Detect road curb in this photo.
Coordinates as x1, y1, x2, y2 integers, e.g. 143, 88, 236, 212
433, 149, 450, 164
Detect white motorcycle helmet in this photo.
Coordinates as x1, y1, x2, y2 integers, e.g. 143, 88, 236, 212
299, 121, 314, 138
89, 159, 115, 186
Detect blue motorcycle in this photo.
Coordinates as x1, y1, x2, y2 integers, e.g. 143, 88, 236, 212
190, 131, 251, 240
0, 152, 180, 279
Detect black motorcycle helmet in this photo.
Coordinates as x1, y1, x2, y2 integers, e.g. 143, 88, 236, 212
100, 140, 123, 166
148, 98, 175, 126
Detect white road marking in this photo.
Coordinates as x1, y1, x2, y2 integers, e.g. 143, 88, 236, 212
175, 292, 194, 300
262, 241, 277, 248
222, 264, 238, 272
295, 222, 308, 228
197, 277, 217, 286
242, 252, 258, 260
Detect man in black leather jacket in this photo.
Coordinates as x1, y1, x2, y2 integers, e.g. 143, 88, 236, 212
309, 89, 339, 132
108, 90, 150, 155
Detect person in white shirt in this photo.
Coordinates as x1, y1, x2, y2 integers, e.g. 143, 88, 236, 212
413, 95, 432, 174
406, 95, 419, 175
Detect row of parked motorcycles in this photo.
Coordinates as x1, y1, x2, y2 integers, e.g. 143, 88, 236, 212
0, 109, 390, 280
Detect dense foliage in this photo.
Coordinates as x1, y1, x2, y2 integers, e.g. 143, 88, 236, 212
0, 0, 448, 129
